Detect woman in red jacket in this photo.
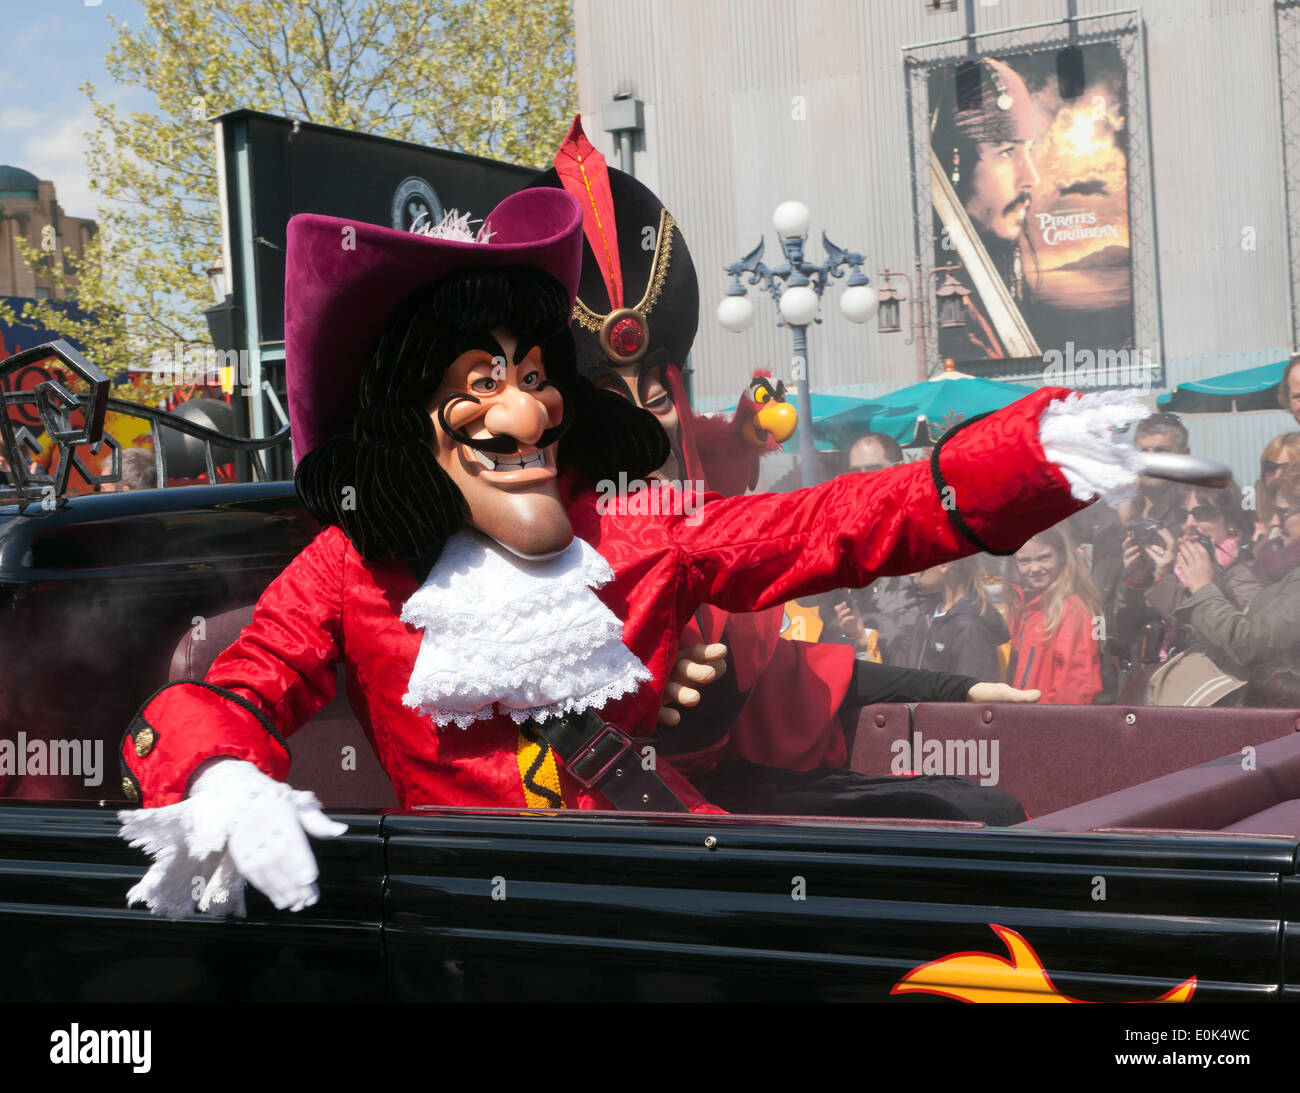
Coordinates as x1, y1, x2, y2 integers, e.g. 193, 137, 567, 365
1003, 526, 1104, 704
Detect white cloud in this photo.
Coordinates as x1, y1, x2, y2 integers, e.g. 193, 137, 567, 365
20, 108, 100, 220
14, 18, 67, 55
0, 108, 42, 132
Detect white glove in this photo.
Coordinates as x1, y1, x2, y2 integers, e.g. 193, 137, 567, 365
118, 758, 347, 920
1038, 389, 1147, 507
227, 796, 341, 913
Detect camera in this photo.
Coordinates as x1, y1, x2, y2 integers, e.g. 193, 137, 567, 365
1128, 518, 1166, 549
1185, 530, 1217, 561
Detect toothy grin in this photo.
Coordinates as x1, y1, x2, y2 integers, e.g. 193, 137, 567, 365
469, 448, 547, 471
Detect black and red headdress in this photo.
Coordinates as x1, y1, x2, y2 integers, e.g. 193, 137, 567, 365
528, 117, 699, 388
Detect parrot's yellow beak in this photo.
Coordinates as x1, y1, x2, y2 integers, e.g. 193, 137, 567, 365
754, 399, 797, 444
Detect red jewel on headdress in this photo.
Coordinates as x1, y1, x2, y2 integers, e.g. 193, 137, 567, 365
610, 316, 644, 356
599, 307, 650, 363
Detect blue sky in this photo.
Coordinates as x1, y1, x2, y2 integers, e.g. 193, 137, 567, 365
0, 0, 150, 220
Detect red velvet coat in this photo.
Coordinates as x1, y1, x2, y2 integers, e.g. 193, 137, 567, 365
121, 389, 1087, 812
667, 364, 856, 773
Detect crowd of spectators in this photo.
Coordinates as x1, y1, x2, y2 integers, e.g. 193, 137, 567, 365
800, 358, 1300, 708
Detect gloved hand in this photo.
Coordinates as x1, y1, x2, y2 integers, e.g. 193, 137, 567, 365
1039, 391, 1230, 506
228, 794, 348, 912
120, 757, 347, 919
658, 642, 729, 726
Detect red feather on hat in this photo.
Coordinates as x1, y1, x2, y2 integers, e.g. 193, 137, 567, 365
553, 116, 623, 311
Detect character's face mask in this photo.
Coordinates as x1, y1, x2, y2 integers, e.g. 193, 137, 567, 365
588, 357, 683, 480
429, 327, 573, 558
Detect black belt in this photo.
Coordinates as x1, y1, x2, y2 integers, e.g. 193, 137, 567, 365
525, 708, 691, 812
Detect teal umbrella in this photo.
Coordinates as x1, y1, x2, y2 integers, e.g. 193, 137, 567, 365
815, 369, 1036, 450
1157, 359, 1287, 413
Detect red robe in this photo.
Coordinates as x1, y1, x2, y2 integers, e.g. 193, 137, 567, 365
121, 389, 1086, 811
666, 364, 855, 772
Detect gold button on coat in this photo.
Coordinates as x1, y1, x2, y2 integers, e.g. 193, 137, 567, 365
121, 777, 139, 802
134, 726, 156, 757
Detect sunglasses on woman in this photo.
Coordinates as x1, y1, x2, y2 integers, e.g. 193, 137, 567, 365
1262, 460, 1292, 474
1273, 503, 1300, 523
1172, 505, 1222, 523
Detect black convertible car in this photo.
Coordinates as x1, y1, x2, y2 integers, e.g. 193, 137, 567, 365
3, 342, 1299, 1003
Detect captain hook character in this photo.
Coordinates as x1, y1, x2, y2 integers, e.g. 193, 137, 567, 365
117, 184, 1184, 920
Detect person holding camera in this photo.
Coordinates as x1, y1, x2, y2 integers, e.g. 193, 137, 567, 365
1113, 480, 1260, 672
1253, 432, 1300, 547
1090, 415, 1193, 675
1174, 465, 1300, 679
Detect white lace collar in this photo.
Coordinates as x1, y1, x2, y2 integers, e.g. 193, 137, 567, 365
400, 528, 651, 730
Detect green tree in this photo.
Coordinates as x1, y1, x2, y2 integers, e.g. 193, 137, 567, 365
1, 0, 576, 401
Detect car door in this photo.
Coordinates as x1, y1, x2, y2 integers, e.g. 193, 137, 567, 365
380, 808, 1291, 1002
0, 802, 388, 1002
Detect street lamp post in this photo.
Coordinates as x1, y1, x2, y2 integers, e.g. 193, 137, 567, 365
875, 259, 970, 381
719, 201, 877, 488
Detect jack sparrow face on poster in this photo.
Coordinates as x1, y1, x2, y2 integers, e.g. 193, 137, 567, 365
965, 139, 1039, 244
929, 44, 1134, 367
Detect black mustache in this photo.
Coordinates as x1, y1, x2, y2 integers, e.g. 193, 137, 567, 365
1003, 192, 1032, 216
437, 384, 572, 455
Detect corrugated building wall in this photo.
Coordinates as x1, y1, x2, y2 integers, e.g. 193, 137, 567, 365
571, 0, 1299, 484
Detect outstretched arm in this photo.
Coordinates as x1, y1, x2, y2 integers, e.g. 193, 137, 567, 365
671, 389, 1144, 616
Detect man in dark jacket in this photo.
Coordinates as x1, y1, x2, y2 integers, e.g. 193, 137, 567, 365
822, 432, 927, 661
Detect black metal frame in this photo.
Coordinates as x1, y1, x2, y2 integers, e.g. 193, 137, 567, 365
901, 9, 1163, 386
1275, 0, 1300, 352
0, 341, 290, 509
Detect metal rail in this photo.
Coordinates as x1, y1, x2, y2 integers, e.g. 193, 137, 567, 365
1, 340, 290, 509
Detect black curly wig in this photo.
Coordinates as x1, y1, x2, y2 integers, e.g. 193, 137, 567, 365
295, 265, 670, 579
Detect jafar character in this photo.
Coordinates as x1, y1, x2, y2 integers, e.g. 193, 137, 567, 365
529, 119, 1025, 792
529, 120, 853, 776
116, 184, 1148, 919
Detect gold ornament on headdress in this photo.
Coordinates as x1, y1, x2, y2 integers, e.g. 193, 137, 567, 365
572, 208, 676, 362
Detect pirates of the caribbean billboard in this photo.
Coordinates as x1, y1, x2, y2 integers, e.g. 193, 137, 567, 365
927, 44, 1136, 372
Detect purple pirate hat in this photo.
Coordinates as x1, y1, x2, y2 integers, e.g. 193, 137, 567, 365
285, 187, 584, 460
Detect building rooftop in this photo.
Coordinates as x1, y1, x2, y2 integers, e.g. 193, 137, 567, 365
0, 165, 40, 199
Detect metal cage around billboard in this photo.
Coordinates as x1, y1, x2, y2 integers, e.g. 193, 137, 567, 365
902, 9, 1162, 388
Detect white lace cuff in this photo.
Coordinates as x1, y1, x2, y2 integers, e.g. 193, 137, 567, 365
117, 758, 322, 920
1038, 389, 1147, 507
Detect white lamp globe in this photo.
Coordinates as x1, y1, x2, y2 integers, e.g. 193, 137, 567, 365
778, 284, 819, 326
839, 284, 879, 324
717, 294, 756, 333
772, 201, 811, 239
